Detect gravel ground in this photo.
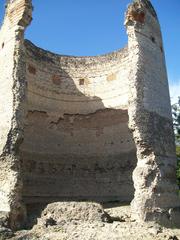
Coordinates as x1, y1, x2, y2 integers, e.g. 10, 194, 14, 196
2, 203, 180, 240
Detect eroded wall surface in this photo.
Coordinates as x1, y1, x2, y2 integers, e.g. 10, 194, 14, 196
1, 0, 179, 229
20, 41, 137, 203
0, 0, 32, 229
126, 0, 180, 226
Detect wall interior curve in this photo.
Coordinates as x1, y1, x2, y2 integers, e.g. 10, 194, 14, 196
20, 40, 137, 203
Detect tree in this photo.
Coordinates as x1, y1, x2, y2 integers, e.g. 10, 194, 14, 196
172, 97, 180, 188
177, 146, 180, 188
172, 97, 180, 145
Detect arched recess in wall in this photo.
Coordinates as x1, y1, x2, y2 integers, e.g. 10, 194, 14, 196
19, 0, 138, 205
25, 0, 128, 56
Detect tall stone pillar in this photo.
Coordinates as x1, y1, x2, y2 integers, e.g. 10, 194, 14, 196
0, 0, 32, 229
125, 0, 180, 226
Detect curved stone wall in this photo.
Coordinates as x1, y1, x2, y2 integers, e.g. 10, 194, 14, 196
20, 40, 137, 203
25, 40, 129, 113
0, 0, 179, 229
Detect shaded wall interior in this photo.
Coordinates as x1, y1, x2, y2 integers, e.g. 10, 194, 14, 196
20, 40, 137, 204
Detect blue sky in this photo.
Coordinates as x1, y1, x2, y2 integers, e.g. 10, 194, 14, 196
0, 0, 180, 103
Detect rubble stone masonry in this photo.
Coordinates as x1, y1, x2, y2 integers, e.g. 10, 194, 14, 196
0, 0, 179, 229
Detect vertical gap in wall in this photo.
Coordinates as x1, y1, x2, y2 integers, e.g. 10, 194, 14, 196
127, 111, 138, 205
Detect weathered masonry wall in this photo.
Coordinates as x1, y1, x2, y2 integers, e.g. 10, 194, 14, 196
0, 0, 32, 229
20, 41, 137, 203
0, 0, 179, 230
126, 0, 180, 226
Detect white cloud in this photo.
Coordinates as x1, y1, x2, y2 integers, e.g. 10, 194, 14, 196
169, 80, 180, 105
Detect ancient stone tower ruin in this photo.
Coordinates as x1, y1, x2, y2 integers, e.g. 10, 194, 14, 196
0, 0, 179, 229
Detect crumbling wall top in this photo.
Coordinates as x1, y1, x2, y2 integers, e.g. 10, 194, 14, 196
3, 0, 32, 29
133, 0, 157, 18
125, 0, 157, 26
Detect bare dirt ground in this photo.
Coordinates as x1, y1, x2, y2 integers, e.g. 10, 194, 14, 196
2, 203, 180, 240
